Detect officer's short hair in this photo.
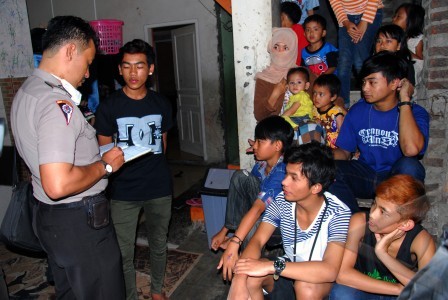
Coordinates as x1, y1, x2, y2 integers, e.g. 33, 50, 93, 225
42, 16, 97, 54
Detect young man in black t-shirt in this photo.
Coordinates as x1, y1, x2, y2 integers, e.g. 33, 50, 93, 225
95, 39, 173, 300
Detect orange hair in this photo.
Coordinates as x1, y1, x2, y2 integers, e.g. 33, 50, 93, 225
375, 175, 429, 223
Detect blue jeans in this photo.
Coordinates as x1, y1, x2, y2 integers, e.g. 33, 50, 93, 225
330, 283, 397, 300
111, 196, 172, 299
337, 10, 383, 106
224, 170, 261, 249
328, 157, 426, 213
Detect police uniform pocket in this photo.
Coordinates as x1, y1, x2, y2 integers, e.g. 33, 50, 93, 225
81, 121, 97, 140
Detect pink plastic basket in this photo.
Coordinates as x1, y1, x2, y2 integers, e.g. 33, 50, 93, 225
89, 19, 124, 54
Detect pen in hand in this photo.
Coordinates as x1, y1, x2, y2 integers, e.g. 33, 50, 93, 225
114, 135, 118, 147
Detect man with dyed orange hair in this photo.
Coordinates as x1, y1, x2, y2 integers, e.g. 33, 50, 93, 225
331, 174, 436, 299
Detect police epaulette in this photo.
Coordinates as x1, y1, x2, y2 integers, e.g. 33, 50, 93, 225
44, 81, 72, 98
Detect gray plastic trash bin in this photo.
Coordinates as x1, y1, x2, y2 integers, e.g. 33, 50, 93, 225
200, 168, 236, 248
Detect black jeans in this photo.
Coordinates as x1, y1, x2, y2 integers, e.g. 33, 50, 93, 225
35, 196, 125, 299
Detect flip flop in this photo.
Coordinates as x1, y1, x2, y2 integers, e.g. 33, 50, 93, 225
186, 198, 202, 207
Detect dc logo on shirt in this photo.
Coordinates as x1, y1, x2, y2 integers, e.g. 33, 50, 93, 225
116, 115, 163, 153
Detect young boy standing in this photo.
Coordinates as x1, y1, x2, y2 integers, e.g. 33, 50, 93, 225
312, 74, 345, 148
211, 116, 294, 281
229, 142, 351, 300
331, 174, 436, 299
302, 14, 339, 77
95, 39, 173, 300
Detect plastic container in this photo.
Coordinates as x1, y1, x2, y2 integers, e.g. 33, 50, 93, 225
89, 19, 124, 54
200, 168, 236, 248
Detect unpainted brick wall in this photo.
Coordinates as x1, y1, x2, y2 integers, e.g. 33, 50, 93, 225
0, 77, 31, 181
420, 0, 448, 237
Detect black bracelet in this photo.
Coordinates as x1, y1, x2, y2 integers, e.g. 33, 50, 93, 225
398, 101, 414, 109
229, 239, 240, 246
233, 235, 243, 243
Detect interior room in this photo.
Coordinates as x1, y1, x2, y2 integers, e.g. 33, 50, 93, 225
0, 0, 447, 299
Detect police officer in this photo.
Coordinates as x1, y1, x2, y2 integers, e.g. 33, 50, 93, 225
11, 16, 125, 299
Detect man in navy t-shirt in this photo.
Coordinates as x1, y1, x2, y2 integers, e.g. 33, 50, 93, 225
95, 39, 173, 300
329, 52, 429, 212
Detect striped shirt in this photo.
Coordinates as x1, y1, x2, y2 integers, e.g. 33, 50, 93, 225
329, 0, 384, 26
263, 191, 351, 262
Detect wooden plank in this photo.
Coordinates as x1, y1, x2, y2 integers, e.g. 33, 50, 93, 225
215, 0, 231, 14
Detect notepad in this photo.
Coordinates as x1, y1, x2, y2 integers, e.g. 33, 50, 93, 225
99, 143, 153, 162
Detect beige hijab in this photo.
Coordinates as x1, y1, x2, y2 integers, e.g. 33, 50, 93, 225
255, 28, 298, 84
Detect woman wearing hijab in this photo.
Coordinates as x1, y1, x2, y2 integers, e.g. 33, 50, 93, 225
254, 28, 298, 122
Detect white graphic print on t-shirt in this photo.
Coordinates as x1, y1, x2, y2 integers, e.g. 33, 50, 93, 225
116, 115, 163, 154
358, 128, 398, 149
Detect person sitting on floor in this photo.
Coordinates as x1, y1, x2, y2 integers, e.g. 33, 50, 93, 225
228, 142, 351, 300
328, 51, 429, 214
210, 116, 294, 282
330, 174, 436, 299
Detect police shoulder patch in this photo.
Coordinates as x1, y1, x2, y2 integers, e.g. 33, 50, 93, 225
56, 100, 74, 125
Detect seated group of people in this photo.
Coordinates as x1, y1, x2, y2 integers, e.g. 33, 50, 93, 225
211, 48, 433, 299
256, 1, 425, 152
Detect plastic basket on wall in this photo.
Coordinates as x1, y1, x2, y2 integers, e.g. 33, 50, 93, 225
89, 19, 124, 54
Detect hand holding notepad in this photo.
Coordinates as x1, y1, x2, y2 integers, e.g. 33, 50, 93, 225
99, 143, 153, 162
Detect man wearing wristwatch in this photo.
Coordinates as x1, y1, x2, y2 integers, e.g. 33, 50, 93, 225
329, 52, 429, 211
11, 16, 125, 299
229, 143, 351, 299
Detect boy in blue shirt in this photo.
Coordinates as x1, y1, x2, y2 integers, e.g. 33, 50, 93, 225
302, 14, 339, 77
211, 116, 293, 281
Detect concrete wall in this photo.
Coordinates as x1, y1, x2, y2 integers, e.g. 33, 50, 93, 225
232, 0, 272, 169
0, 1, 32, 223
26, 0, 225, 163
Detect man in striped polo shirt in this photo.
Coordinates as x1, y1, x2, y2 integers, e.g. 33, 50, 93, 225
228, 142, 351, 299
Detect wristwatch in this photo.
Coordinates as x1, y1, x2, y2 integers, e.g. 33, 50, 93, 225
273, 257, 286, 280
398, 101, 414, 110
100, 160, 113, 178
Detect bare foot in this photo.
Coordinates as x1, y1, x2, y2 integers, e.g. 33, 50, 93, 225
151, 293, 169, 300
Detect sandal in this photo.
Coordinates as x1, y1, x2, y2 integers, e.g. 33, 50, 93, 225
186, 198, 202, 207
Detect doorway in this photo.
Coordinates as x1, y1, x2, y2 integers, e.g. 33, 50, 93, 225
145, 21, 206, 162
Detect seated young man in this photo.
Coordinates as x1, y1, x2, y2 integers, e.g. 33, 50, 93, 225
329, 52, 429, 211
331, 174, 436, 299
210, 116, 294, 281
229, 142, 351, 300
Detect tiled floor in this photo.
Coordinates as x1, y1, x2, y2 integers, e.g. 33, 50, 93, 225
165, 138, 231, 299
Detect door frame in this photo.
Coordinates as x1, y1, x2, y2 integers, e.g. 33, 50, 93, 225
144, 20, 207, 161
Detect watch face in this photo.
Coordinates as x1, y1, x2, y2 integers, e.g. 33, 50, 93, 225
105, 164, 113, 173
274, 258, 286, 271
